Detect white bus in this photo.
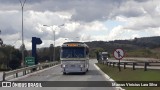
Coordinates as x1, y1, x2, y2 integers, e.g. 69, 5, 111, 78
60, 42, 89, 74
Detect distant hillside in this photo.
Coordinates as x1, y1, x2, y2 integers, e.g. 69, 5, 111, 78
36, 36, 160, 60
109, 36, 160, 48
85, 36, 160, 58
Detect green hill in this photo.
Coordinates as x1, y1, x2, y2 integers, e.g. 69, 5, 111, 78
85, 36, 160, 58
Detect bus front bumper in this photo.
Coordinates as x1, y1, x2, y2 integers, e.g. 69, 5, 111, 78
62, 67, 86, 73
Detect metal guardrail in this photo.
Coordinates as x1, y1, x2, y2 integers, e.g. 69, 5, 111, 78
100, 60, 160, 71
2, 61, 59, 81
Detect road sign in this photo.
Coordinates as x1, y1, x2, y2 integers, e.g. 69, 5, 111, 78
113, 48, 125, 60
25, 57, 35, 66
113, 48, 125, 72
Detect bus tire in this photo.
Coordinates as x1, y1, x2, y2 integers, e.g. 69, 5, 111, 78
82, 72, 86, 74
63, 72, 66, 75
87, 69, 89, 72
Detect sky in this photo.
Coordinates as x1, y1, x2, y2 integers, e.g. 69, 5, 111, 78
0, 0, 160, 50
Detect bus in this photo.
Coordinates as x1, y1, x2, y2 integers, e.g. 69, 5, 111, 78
60, 42, 89, 74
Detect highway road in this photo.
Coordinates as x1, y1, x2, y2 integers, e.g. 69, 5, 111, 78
0, 59, 118, 90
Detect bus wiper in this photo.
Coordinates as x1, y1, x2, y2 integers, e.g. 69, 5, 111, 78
67, 54, 71, 58
75, 54, 79, 58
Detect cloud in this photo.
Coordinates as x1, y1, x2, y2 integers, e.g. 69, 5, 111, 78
123, 15, 160, 30
108, 25, 124, 40
0, 0, 157, 22
110, 1, 146, 18
0, 10, 73, 49
0, 0, 125, 22
0, 0, 160, 49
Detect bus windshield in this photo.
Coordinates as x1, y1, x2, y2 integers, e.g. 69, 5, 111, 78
61, 47, 85, 58
102, 54, 108, 57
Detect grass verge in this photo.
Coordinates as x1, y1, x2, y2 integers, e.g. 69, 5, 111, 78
96, 63, 160, 90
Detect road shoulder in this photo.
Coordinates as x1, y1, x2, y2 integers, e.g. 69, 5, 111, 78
94, 64, 124, 90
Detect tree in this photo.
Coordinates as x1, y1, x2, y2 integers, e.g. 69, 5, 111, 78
9, 48, 22, 69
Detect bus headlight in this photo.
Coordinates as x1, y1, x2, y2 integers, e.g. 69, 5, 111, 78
80, 64, 84, 67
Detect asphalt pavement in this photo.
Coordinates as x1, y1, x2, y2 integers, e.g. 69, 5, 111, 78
0, 59, 117, 90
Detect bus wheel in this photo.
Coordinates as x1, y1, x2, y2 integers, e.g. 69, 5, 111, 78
82, 72, 86, 74
63, 72, 66, 75
87, 69, 89, 72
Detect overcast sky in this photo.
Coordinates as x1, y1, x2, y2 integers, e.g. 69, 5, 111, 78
0, 0, 160, 50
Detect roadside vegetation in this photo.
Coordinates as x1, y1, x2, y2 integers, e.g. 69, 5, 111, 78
96, 63, 160, 90
126, 49, 160, 59
0, 45, 23, 70
0, 44, 60, 71
87, 36, 160, 59
1, 36, 160, 70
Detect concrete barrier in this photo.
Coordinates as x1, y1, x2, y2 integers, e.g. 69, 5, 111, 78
2, 61, 59, 81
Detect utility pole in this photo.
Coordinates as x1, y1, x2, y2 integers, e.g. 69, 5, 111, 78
0, 30, 3, 46
43, 24, 64, 61
19, 0, 27, 67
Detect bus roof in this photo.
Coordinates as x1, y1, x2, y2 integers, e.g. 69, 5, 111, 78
62, 42, 88, 47
102, 52, 108, 54
63, 42, 85, 44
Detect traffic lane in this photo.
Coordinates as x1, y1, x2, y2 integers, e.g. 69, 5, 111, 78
0, 59, 116, 90
17, 59, 109, 81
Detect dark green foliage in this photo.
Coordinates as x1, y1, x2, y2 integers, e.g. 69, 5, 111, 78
0, 45, 22, 70
9, 59, 21, 70
85, 36, 160, 58
37, 46, 61, 62
1, 36, 160, 71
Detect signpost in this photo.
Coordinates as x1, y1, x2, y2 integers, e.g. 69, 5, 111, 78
25, 57, 35, 66
113, 48, 125, 71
